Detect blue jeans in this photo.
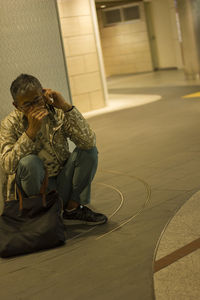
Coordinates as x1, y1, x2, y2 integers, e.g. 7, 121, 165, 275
15, 147, 98, 208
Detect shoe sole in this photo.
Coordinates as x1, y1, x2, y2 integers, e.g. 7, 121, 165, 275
63, 219, 108, 226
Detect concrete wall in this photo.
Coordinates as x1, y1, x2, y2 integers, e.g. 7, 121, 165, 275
0, 0, 71, 120
149, 0, 183, 69
57, 0, 106, 112
97, 2, 153, 76
168, 0, 183, 69
177, 0, 200, 79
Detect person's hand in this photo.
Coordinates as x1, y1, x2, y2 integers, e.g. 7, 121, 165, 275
42, 88, 72, 111
26, 106, 48, 141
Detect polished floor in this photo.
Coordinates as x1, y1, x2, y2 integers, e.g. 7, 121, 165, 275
154, 191, 200, 300
0, 70, 200, 300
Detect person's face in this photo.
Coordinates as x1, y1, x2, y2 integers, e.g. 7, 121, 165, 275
13, 88, 47, 116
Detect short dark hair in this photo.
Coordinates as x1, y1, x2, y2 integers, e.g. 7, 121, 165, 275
10, 74, 43, 102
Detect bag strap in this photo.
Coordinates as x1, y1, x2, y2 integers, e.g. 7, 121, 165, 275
39, 170, 48, 207
16, 169, 48, 210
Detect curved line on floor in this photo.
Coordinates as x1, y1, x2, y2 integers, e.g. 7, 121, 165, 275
99, 182, 125, 219
3, 171, 151, 263
95, 169, 151, 240
5, 182, 125, 263
68, 182, 124, 241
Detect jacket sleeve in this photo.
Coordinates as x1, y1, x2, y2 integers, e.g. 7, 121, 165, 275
0, 119, 36, 175
62, 107, 96, 149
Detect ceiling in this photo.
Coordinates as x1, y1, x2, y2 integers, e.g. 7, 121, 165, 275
95, 0, 143, 10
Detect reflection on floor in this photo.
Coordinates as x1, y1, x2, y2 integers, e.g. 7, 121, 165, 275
107, 69, 200, 89
83, 93, 161, 119
84, 69, 200, 119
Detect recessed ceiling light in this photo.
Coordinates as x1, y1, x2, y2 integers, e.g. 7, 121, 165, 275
100, 5, 106, 8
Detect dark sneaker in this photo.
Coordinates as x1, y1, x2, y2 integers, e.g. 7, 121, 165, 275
63, 205, 108, 225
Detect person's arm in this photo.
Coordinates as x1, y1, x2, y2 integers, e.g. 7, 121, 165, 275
43, 89, 96, 149
0, 106, 48, 175
63, 106, 96, 149
0, 116, 36, 174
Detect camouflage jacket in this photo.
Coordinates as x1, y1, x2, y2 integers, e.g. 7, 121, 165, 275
0, 106, 96, 201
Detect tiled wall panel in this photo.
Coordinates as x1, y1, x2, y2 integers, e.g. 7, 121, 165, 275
57, 0, 106, 112
97, 3, 153, 76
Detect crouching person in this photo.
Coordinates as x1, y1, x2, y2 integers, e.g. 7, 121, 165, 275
0, 74, 107, 225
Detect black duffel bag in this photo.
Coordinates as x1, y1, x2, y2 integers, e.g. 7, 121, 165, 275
0, 172, 66, 258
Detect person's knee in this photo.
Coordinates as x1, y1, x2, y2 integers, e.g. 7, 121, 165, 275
80, 146, 98, 164
17, 155, 44, 176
